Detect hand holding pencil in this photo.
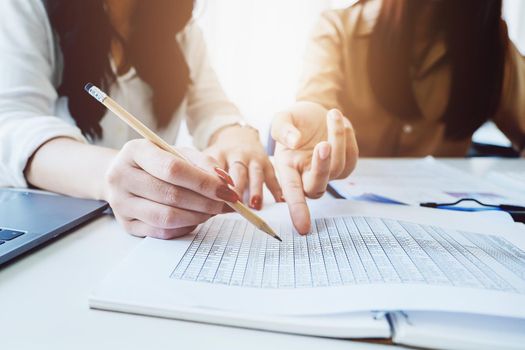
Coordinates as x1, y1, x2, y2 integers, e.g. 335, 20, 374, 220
85, 83, 281, 242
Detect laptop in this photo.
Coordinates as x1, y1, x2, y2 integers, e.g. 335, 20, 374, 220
0, 188, 109, 266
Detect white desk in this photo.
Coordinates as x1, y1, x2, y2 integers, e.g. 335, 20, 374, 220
1, 158, 522, 350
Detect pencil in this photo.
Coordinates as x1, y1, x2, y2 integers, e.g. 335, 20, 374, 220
84, 83, 282, 242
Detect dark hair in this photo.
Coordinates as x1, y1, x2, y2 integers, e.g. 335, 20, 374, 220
44, 0, 194, 140
366, 0, 507, 140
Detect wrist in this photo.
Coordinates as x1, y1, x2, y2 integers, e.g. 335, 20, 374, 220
97, 148, 119, 202
208, 122, 259, 146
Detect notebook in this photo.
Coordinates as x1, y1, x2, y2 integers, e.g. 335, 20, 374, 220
89, 201, 525, 349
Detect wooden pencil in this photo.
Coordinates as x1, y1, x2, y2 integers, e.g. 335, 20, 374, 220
85, 83, 281, 242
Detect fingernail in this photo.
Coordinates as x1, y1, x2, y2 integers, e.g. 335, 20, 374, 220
216, 185, 239, 202
285, 130, 299, 148
329, 109, 342, 121
279, 195, 286, 203
318, 143, 331, 160
249, 195, 262, 210
214, 167, 235, 187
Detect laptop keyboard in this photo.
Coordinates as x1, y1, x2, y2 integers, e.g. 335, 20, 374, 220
0, 228, 25, 244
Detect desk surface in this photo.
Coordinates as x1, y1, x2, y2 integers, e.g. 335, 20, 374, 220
1, 158, 522, 350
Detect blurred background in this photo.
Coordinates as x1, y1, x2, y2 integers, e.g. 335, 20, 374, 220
175, 0, 525, 150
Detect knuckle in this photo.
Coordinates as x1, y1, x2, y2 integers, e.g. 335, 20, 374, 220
205, 200, 223, 214
286, 197, 307, 208
150, 207, 178, 228
162, 209, 179, 228
105, 167, 120, 186
164, 185, 180, 205
165, 158, 182, 179
197, 176, 213, 193
333, 126, 346, 137
250, 163, 264, 174
287, 180, 304, 192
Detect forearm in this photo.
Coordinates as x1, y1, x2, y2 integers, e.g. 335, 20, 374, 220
25, 137, 117, 200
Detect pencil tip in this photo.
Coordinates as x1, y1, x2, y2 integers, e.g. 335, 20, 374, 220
84, 83, 93, 92
260, 223, 281, 242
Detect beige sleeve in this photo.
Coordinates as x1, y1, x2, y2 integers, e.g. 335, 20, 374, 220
296, 10, 345, 111
492, 40, 525, 150
178, 22, 243, 150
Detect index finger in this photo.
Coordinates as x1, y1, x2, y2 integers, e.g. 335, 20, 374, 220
131, 141, 239, 203
276, 157, 311, 235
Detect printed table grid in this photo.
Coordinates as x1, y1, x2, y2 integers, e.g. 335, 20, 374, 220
171, 216, 525, 293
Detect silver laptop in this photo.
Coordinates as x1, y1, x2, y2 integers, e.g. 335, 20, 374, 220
0, 188, 108, 266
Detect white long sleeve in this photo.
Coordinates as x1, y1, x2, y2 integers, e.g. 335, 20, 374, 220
0, 0, 244, 188
180, 24, 244, 150
0, 0, 86, 187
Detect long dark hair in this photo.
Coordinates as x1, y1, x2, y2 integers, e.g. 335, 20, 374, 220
44, 0, 194, 140
367, 0, 507, 140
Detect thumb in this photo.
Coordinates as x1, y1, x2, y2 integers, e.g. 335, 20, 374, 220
271, 111, 302, 149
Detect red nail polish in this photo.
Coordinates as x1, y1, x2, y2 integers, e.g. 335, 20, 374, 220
250, 195, 262, 210
217, 185, 239, 203
214, 167, 235, 187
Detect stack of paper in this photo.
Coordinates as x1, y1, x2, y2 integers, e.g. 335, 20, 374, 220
90, 201, 525, 349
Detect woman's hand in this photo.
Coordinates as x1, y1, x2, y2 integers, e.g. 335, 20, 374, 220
271, 101, 359, 234
204, 124, 283, 210
103, 139, 240, 239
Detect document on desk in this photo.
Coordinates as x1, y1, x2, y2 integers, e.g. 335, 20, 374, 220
329, 157, 525, 206
488, 170, 525, 196
90, 201, 525, 343
172, 216, 523, 293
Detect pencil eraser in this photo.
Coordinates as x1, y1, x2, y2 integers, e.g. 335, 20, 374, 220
84, 83, 107, 102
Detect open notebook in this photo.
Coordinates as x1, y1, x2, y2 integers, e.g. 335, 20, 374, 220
90, 201, 525, 350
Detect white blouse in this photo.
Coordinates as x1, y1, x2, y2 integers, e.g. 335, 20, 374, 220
0, 0, 243, 187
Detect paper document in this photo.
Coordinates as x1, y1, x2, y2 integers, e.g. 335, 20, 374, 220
488, 171, 525, 195
329, 158, 525, 206
172, 216, 524, 294
391, 311, 525, 350
90, 201, 525, 320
